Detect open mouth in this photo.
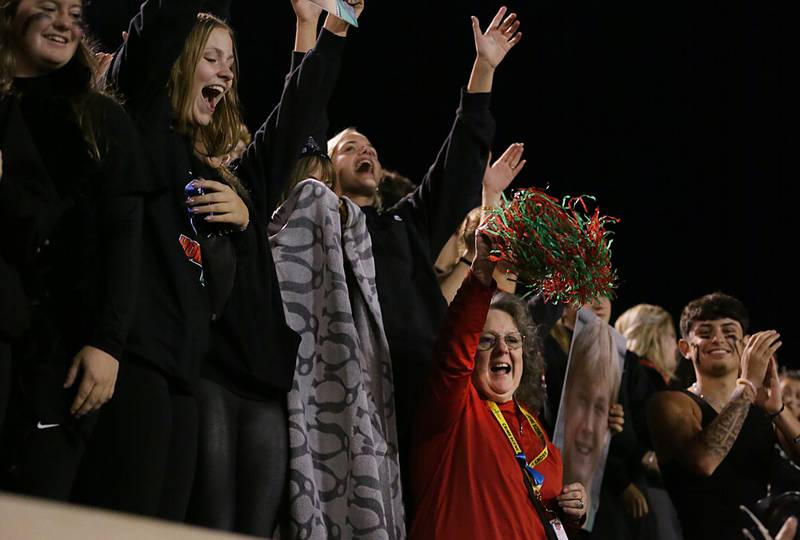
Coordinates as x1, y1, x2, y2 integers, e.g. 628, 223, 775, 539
356, 158, 374, 175
575, 442, 594, 456
43, 34, 68, 45
490, 362, 512, 375
201, 84, 226, 111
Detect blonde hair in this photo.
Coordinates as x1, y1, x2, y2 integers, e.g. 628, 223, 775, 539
569, 318, 622, 405
327, 126, 360, 157
168, 13, 244, 159
615, 304, 676, 381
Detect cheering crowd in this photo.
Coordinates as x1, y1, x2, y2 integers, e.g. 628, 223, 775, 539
0, 1, 797, 539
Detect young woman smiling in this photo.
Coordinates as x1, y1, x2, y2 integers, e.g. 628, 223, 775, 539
0, 0, 149, 502
74, 0, 359, 528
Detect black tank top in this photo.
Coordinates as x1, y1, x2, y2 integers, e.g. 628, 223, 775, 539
661, 390, 776, 540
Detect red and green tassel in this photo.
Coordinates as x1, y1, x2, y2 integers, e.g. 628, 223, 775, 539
482, 188, 619, 305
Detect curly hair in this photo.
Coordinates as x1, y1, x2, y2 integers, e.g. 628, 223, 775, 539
490, 292, 546, 413
679, 292, 749, 338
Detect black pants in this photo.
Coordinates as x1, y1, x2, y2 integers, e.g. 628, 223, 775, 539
186, 378, 288, 537
7, 343, 98, 501
74, 360, 198, 522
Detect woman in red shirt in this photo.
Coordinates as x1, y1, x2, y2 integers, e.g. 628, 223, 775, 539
410, 232, 587, 540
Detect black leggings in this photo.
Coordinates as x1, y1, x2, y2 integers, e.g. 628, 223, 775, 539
186, 378, 288, 537
74, 360, 198, 522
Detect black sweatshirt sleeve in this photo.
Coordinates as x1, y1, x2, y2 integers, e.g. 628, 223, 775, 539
398, 89, 495, 259
86, 107, 147, 360
111, 0, 232, 116
236, 28, 346, 220
89, 194, 143, 360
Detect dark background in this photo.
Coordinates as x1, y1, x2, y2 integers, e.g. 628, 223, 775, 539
87, 1, 793, 363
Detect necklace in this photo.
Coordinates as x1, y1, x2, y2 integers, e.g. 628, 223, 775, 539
689, 382, 726, 412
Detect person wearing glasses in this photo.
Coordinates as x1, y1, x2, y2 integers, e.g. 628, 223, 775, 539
409, 227, 588, 540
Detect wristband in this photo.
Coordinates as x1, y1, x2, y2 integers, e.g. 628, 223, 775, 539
736, 378, 758, 400
768, 402, 785, 420
459, 257, 472, 267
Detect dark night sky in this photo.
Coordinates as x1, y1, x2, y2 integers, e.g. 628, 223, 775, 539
87, 1, 792, 363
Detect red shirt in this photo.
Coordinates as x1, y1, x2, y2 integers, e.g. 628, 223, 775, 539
409, 272, 564, 540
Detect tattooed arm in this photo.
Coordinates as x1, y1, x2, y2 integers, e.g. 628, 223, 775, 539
648, 386, 755, 477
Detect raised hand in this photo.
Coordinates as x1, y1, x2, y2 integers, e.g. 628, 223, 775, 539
755, 357, 783, 414
472, 7, 522, 70
482, 143, 525, 207
291, 0, 324, 25
324, 0, 364, 37
186, 179, 250, 231
740, 330, 782, 390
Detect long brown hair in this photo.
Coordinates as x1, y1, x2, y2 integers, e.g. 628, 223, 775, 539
168, 13, 243, 159
168, 12, 248, 198
0, 0, 110, 160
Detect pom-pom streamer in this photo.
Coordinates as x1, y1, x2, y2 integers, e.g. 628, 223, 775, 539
482, 188, 619, 305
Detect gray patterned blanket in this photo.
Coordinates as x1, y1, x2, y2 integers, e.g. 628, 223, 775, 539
269, 179, 405, 540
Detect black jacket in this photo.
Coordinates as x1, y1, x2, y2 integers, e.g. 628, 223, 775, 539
5, 63, 146, 363
203, 30, 346, 397
112, 0, 300, 391
363, 89, 495, 448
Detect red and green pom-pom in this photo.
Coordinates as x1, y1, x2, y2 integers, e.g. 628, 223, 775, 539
482, 188, 619, 305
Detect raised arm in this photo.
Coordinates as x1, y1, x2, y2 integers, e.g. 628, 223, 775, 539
649, 331, 779, 476
419, 232, 496, 435
438, 143, 525, 303
111, 0, 232, 115
756, 358, 800, 463
467, 6, 522, 94
237, 1, 361, 220
401, 8, 520, 257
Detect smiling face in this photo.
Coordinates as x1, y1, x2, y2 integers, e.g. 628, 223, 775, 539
13, 0, 83, 77
329, 130, 382, 203
679, 318, 744, 378
472, 309, 524, 403
189, 27, 234, 127
563, 374, 611, 487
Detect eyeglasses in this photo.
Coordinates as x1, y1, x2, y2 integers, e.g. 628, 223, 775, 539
477, 332, 525, 351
